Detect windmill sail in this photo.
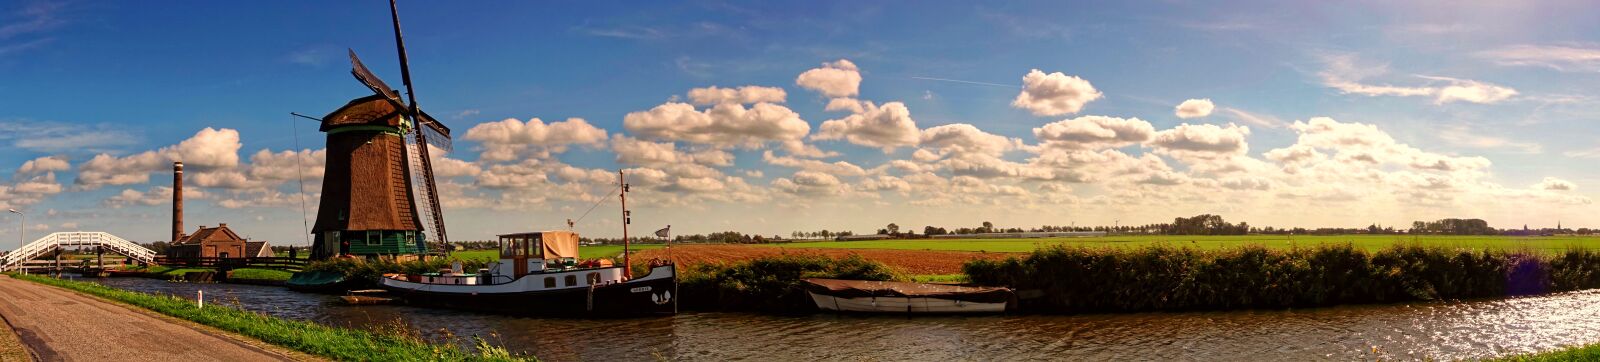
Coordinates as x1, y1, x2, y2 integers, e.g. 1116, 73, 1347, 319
348, 50, 405, 110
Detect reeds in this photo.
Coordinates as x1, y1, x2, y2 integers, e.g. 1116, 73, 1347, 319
963, 243, 1600, 313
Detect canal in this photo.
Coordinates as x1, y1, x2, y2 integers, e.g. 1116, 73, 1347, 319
88, 277, 1599, 361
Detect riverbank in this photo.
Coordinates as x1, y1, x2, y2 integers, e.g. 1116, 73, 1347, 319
7, 273, 531, 361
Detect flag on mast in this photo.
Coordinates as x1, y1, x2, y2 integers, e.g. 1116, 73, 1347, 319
654, 225, 671, 238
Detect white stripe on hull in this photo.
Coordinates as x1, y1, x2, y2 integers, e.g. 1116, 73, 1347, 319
807, 292, 1006, 313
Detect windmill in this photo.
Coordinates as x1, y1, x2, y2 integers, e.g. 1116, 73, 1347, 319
357, 0, 450, 254
307, 0, 450, 259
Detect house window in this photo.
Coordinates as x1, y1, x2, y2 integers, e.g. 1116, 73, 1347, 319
544, 277, 556, 288
564, 275, 577, 287
366, 231, 381, 245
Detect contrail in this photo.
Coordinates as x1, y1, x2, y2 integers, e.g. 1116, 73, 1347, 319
908, 76, 1018, 88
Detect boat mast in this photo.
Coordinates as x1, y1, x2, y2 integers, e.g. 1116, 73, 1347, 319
619, 170, 631, 279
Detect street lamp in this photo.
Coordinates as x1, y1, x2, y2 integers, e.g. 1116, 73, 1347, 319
6, 209, 20, 250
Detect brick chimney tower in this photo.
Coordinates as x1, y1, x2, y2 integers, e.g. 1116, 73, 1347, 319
172, 161, 184, 242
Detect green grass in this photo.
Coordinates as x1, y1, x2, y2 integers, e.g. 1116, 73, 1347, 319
448, 244, 667, 262
771, 235, 1600, 254
8, 273, 531, 361
1494, 343, 1600, 361
124, 266, 294, 282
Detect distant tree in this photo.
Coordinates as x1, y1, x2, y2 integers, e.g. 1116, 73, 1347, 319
886, 223, 900, 235
981, 221, 994, 233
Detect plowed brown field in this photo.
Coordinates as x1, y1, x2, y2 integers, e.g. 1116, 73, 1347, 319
634, 244, 1019, 275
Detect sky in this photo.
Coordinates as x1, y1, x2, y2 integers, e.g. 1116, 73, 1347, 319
1, 0, 1599, 247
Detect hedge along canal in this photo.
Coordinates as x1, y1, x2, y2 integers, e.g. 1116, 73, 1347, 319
963, 243, 1600, 313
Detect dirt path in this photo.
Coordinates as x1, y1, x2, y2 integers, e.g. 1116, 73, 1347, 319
0, 275, 303, 361
636, 244, 1020, 274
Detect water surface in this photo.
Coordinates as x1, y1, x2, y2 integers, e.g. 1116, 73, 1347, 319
90, 277, 1600, 361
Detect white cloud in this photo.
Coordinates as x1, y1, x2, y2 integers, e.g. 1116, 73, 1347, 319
1478, 44, 1600, 73
246, 149, 326, 181
687, 85, 787, 105
796, 59, 862, 98
1536, 177, 1576, 191
1032, 115, 1155, 150
76, 128, 242, 188
624, 102, 810, 149
762, 150, 867, 176
1437, 126, 1542, 154
1319, 54, 1517, 104
1011, 69, 1102, 116
1174, 99, 1215, 119
814, 101, 920, 152
771, 171, 847, 196
1148, 123, 1251, 158
463, 117, 608, 161
918, 123, 1016, 158
16, 155, 68, 175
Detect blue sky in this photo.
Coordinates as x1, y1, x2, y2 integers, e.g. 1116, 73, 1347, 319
1, 0, 1598, 246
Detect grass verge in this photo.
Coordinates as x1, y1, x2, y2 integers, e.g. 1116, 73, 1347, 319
1493, 343, 1600, 361
8, 273, 532, 361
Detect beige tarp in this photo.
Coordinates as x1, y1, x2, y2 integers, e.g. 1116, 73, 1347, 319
540, 231, 580, 259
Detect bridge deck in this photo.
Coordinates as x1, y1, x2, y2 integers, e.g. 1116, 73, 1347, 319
0, 275, 300, 361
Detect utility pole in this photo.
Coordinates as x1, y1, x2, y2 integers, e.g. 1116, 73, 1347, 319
619, 170, 631, 279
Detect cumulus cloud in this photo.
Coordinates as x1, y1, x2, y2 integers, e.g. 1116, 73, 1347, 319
687, 85, 787, 105
1033, 115, 1155, 149
1012, 69, 1102, 116
1174, 99, 1215, 119
463, 117, 608, 161
76, 128, 242, 187
1536, 177, 1576, 191
624, 102, 809, 149
246, 149, 326, 182
1148, 123, 1251, 158
814, 101, 920, 152
771, 170, 847, 196
762, 151, 867, 176
918, 123, 1016, 158
17, 155, 68, 175
795, 59, 862, 98
1275, 117, 1491, 173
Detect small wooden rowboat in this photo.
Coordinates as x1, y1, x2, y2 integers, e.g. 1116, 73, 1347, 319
802, 279, 1013, 314
341, 289, 396, 305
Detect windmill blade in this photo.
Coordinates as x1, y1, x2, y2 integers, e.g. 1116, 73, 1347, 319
414, 112, 452, 152
348, 49, 407, 110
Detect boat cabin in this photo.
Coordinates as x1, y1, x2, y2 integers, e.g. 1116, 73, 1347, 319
488, 231, 620, 282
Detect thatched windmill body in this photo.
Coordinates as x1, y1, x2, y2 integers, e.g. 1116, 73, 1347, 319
309, 0, 451, 259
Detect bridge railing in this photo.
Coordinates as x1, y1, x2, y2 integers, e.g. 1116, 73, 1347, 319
1, 232, 158, 271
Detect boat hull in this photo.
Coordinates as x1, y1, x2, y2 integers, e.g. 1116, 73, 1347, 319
807, 291, 1007, 314
379, 265, 678, 317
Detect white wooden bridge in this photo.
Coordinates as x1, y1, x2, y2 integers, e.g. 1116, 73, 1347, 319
0, 232, 156, 271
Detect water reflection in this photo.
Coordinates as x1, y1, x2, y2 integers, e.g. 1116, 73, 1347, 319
90, 277, 1600, 361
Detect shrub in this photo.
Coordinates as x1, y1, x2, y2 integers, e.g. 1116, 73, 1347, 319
964, 243, 1599, 314
679, 253, 902, 312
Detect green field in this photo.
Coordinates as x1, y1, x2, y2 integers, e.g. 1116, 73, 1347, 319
767, 235, 1600, 254
447, 244, 666, 261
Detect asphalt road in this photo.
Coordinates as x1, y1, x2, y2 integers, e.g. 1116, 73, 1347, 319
0, 275, 298, 361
